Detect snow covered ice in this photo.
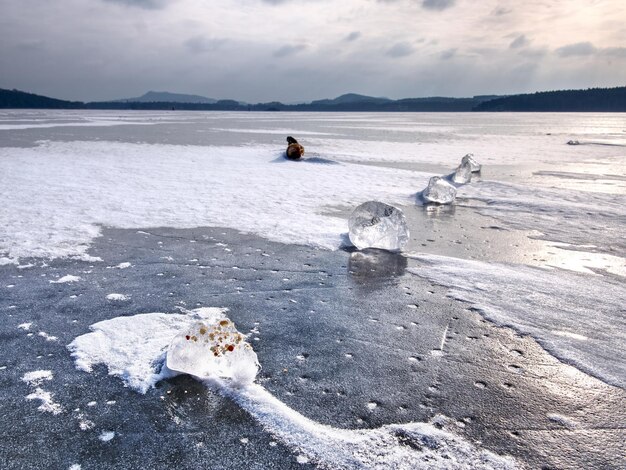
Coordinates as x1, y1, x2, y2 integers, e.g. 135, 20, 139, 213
452, 159, 472, 184
422, 176, 457, 204
166, 316, 260, 386
348, 201, 409, 251
461, 153, 481, 172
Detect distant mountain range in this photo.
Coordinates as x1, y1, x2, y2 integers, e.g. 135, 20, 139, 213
1, 87, 625, 112
115, 91, 218, 104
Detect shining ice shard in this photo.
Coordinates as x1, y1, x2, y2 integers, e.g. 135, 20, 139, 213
461, 153, 481, 172
348, 201, 409, 251
452, 159, 472, 183
422, 176, 457, 204
167, 317, 259, 386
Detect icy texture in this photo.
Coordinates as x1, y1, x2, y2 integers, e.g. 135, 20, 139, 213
423, 176, 457, 204
70, 309, 517, 470
348, 201, 409, 251
461, 153, 481, 172
452, 159, 472, 183
166, 317, 259, 386
408, 254, 626, 388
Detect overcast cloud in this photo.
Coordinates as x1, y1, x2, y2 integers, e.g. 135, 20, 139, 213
0, 0, 624, 102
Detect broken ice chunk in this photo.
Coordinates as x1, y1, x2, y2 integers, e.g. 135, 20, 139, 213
461, 153, 481, 172
166, 317, 260, 386
348, 201, 409, 252
423, 176, 457, 204
452, 159, 472, 184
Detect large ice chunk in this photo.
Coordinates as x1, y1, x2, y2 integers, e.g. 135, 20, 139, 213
166, 317, 259, 386
348, 201, 409, 251
422, 176, 457, 204
461, 153, 481, 172
452, 159, 472, 183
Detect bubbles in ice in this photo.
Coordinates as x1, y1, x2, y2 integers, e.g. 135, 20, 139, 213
166, 317, 260, 386
348, 201, 409, 252
461, 153, 481, 172
423, 177, 457, 204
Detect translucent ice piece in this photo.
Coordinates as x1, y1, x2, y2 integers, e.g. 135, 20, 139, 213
452, 158, 472, 184
461, 153, 481, 172
348, 201, 409, 251
167, 317, 259, 386
422, 176, 457, 204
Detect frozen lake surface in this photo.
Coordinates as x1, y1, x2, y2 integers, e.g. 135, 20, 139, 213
0, 111, 624, 469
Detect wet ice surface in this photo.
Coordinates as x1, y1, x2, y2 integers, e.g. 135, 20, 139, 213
1, 226, 625, 469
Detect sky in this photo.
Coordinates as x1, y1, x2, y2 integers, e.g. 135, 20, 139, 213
0, 0, 625, 102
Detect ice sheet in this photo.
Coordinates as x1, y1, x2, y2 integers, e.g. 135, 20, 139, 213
408, 254, 626, 388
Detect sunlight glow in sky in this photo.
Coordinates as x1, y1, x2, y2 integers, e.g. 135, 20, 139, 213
0, 0, 624, 101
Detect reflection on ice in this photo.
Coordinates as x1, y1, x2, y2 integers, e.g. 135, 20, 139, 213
348, 249, 408, 284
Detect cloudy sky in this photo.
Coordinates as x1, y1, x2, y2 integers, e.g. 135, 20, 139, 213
1, 0, 624, 102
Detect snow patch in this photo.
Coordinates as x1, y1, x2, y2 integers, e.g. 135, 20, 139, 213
22, 370, 62, 414
38, 331, 58, 342
0, 140, 429, 261
99, 431, 115, 442
50, 275, 81, 284
22, 370, 53, 385
106, 293, 129, 302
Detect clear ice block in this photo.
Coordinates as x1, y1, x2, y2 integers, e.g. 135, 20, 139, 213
452, 158, 472, 183
348, 201, 409, 252
422, 176, 457, 204
461, 153, 481, 172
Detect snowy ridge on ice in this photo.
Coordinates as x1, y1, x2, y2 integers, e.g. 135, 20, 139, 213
68, 308, 517, 470
408, 254, 626, 388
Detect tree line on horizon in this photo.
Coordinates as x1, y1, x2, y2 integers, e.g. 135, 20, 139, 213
1, 87, 625, 112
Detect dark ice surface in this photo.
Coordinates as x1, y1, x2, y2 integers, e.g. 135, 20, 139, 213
1, 225, 624, 469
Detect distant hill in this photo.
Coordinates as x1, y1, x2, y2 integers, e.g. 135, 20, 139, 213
1, 86, 624, 112
115, 91, 217, 104
474, 87, 626, 112
0, 88, 83, 109
311, 93, 392, 106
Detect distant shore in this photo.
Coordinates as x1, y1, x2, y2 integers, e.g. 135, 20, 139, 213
2, 86, 625, 112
